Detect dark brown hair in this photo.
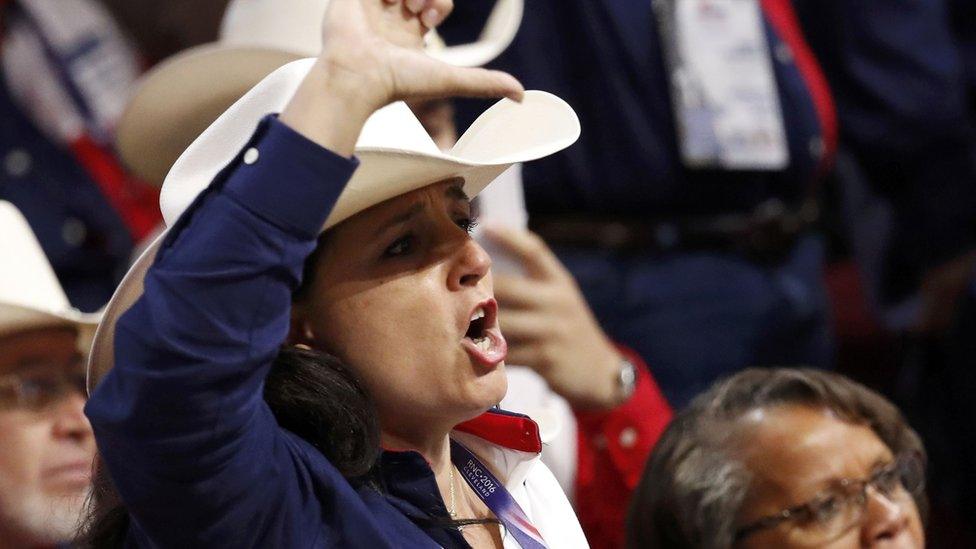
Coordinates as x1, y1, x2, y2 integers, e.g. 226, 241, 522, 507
626, 367, 927, 549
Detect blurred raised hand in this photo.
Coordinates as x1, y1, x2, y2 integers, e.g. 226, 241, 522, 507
486, 226, 630, 410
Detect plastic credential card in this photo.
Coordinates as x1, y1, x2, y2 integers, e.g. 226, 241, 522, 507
654, 0, 789, 170
472, 164, 527, 276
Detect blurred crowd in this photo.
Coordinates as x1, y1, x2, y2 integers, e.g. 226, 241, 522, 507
0, 0, 973, 547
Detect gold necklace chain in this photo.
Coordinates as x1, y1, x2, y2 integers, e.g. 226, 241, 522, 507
448, 464, 458, 519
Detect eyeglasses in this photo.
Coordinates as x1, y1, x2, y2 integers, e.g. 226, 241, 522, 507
734, 451, 925, 546
0, 357, 87, 411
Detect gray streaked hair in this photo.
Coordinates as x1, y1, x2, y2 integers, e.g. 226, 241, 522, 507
626, 367, 927, 549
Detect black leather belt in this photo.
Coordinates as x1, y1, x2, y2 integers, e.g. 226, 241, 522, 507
530, 199, 819, 264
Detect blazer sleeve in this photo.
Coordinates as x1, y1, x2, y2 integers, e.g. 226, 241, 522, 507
85, 115, 360, 547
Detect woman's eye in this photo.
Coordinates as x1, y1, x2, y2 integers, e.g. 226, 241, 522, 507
873, 468, 901, 496
383, 235, 415, 258
810, 494, 844, 523
456, 217, 478, 234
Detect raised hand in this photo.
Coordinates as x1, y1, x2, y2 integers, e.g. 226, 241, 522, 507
485, 226, 630, 410
281, 0, 523, 156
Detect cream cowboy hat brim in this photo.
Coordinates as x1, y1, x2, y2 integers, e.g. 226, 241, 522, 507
0, 303, 100, 338
116, 45, 303, 185
0, 200, 102, 349
116, 0, 525, 185
0, 303, 100, 356
88, 58, 580, 393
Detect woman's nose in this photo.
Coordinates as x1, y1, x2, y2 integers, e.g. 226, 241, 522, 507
860, 486, 910, 545
448, 237, 492, 290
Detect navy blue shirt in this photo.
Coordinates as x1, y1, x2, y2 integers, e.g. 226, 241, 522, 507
85, 117, 474, 548
795, 0, 976, 300
442, 0, 830, 219
950, 0, 976, 110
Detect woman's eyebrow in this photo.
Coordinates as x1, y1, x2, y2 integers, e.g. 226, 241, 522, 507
807, 455, 893, 495
380, 203, 423, 232
445, 184, 470, 202
870, 455, 895, 473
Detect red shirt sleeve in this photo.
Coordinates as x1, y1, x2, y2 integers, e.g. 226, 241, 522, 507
573, 346, 672, 548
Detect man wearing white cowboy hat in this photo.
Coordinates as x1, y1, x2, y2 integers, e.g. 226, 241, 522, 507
83, 0, 591, 547
0, 201, 99, 548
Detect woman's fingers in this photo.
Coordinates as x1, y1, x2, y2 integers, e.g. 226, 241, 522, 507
503, 345, 544, 370
498, 309, 549, 343
400, 0, 451, 26
420, 8, 440, 28
438, 67, 525, 101
392, 53, 524, 101
426, 0, 454, 27
493, 274, 545, 310
310, 0, 518, 120
402, 0, 451, 17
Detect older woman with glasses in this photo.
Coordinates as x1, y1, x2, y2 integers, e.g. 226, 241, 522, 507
627, 368, 926, 549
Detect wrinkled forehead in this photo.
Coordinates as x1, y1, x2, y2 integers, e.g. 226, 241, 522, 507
738, 405, 892, 498
354, 177, 468, 217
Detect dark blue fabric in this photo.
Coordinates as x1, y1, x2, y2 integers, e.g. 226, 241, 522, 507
85, 117, 467, 548
0, 71, 133, 312
950, 0, 976, 105
441, 1, 833, 406
442, 0, 826, 218
794, 0, 976, 303
558, 234, 831, 407
793, 5, 976, 543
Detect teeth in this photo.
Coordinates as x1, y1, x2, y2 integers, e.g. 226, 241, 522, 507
470, 307, 486, 322
466, 335, 491, 352
476, 337, 490, 352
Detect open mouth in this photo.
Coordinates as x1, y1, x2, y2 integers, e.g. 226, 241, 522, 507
465, 307, 490, 351
461, 299, 507, 367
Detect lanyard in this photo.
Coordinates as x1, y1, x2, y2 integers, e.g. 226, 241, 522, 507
450, 440, 548, 549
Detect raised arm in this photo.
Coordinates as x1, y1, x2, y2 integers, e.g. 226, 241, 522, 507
85, 1, 523, 545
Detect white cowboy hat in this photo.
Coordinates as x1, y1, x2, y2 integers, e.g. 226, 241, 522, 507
115, 0, 524, 185
0, 201, 101, 344
88, 57, 580, 392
